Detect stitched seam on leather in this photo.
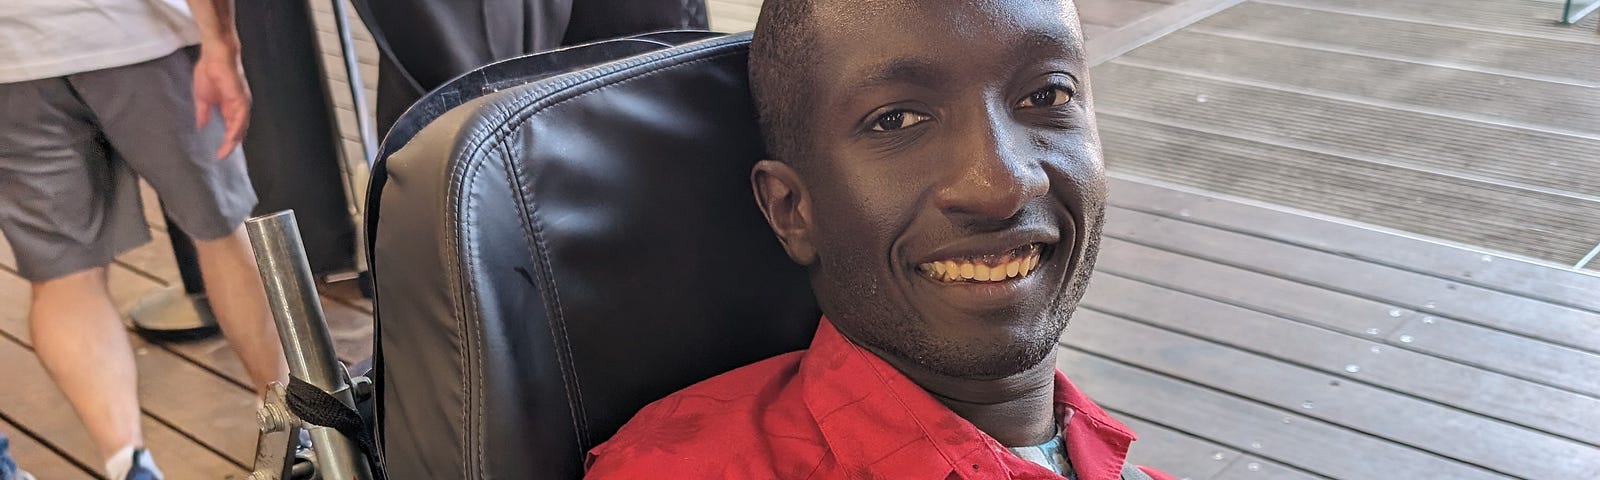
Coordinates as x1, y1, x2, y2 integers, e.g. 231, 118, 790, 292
497, 51, 742, 451
452, 147, 487, 480
485, 115, 585, 458
445, 113, 518, 479
443, 37, 748, 466
486, 139, 527, 479
452, 98, 588, 471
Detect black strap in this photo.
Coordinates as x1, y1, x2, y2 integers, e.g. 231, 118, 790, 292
286, 376, 387, 480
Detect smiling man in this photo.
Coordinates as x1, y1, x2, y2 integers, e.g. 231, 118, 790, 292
584, 1, 1173, 479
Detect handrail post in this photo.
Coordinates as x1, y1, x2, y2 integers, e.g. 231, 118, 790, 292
246, 210, 373, 480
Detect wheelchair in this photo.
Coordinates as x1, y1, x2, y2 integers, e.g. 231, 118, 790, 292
240, 30, 821, 480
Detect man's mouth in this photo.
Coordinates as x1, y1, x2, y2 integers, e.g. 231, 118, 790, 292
915, 243, 1046, 283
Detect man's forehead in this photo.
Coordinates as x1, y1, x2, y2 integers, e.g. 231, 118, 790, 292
806, 0, 1085, 85
808, 0, 1083, 46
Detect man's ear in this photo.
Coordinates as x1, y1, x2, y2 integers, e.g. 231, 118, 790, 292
751, 160, 818, 266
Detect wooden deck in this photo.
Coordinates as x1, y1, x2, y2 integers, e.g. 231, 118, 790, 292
3, 0, 1597, 479
1071, 176, 1600, 479
1093, 0, 1600, 272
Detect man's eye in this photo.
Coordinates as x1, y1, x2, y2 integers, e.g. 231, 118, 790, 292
1018, 86, 1073, 108
870, 110, 931, 131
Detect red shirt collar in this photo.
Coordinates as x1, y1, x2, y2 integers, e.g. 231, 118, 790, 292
800, 317, 1138, 480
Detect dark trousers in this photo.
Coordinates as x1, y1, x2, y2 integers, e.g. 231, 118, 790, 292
352, 0, 709, 137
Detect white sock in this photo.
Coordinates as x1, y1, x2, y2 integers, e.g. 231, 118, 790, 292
105, 445, 162, 480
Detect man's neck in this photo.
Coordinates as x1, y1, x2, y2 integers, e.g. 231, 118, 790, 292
870, 347, 1061, 447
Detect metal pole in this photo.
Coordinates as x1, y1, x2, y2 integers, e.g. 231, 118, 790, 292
323, 0, 375, 289
246, 210, 374, 480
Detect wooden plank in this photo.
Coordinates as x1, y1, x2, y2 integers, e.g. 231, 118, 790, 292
0, 336, 245, 479
323, 295, 375, 365
2, 215, 373, 383
140, 181, 165, 229
1213, 455, 1324, 480
2, 246, 272, 467
1081, 22, 1114, 41
1253, 0, 1600, 45
708, 0, 759, 23
1093, 63, 1600, 196
709, 17, 755, 34
319, 280, 373, 314
0, 268, 261, 467
1113, 31, 1600, 134
1074, 0, 1169, 28
1191, 3, 1599, 84
1063, 310, 1600, 478
1085, 0, 1243, 65
0, 417, 95, 480
1054, 348, 1507, 480
1096, 115, 1600, 265
1082, 273, 1600, 447
1104, 176, 1600, 314
1095, 238, 1409, 337
128, 333, 261, 464
108, 260, 373, 387
1095, 239, 1600, 398
114, 228, 180, 286
1116, 413, 1241, 480
1100, 207, 1600, 354
1386, 314, 1600, 399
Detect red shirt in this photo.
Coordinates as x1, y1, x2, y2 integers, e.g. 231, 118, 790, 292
586, 318, 1176, 480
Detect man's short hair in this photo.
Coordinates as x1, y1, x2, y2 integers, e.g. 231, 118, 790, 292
749, 0, 817, 164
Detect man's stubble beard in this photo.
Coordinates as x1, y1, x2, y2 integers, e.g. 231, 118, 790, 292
817, 208, 1105, 380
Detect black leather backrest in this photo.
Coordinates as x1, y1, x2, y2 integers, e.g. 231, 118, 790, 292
367, 33, 820, 480
375, 30, 724, 163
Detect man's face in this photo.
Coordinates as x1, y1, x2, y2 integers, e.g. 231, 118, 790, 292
760, 0, 1105, 379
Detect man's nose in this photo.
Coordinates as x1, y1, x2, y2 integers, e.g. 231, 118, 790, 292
933, 117, 1049, 226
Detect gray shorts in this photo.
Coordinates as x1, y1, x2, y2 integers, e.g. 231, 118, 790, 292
0, 47, 257, 281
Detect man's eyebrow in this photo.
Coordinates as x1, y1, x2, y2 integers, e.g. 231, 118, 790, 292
1018, 31, 1085, 67
844, 57, 947, 92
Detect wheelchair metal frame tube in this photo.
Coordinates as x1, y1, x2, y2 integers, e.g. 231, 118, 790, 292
327, 0, 375, 283
246, 210, 373, 480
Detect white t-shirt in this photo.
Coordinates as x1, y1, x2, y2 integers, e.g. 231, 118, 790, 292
0, 0, 199, 84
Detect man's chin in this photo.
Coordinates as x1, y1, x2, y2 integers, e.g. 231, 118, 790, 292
901, 334, 1060, 379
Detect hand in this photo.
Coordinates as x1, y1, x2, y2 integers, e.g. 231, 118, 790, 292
193, 48, 251, 159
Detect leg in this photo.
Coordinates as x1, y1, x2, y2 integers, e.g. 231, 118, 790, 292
68, 50, 286, 393
192, 226, 289, 392
0, 73, 153, 465
28, 268, 144, 460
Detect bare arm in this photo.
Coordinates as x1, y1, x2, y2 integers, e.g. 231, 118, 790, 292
186, 0, 250, 159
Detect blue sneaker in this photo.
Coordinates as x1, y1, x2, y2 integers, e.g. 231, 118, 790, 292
0, 433, 32, 480
122, 448, 162, 480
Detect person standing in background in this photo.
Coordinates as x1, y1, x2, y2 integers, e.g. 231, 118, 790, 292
0, 1, 289, 479
354, 0, 710, 137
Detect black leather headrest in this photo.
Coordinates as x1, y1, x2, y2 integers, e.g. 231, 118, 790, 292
366, 33, 820, 479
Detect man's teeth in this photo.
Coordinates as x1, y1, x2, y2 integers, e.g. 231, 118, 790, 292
918, 246, 1044, 283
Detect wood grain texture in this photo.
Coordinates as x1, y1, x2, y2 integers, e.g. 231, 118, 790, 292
1064, 311, 1600, 478
0, 417, 96, 480
1104, 176, 1600, 314
1083, 273, 1600, 447
1101, 207, 1600, 354
1055, 348, 1507, 480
